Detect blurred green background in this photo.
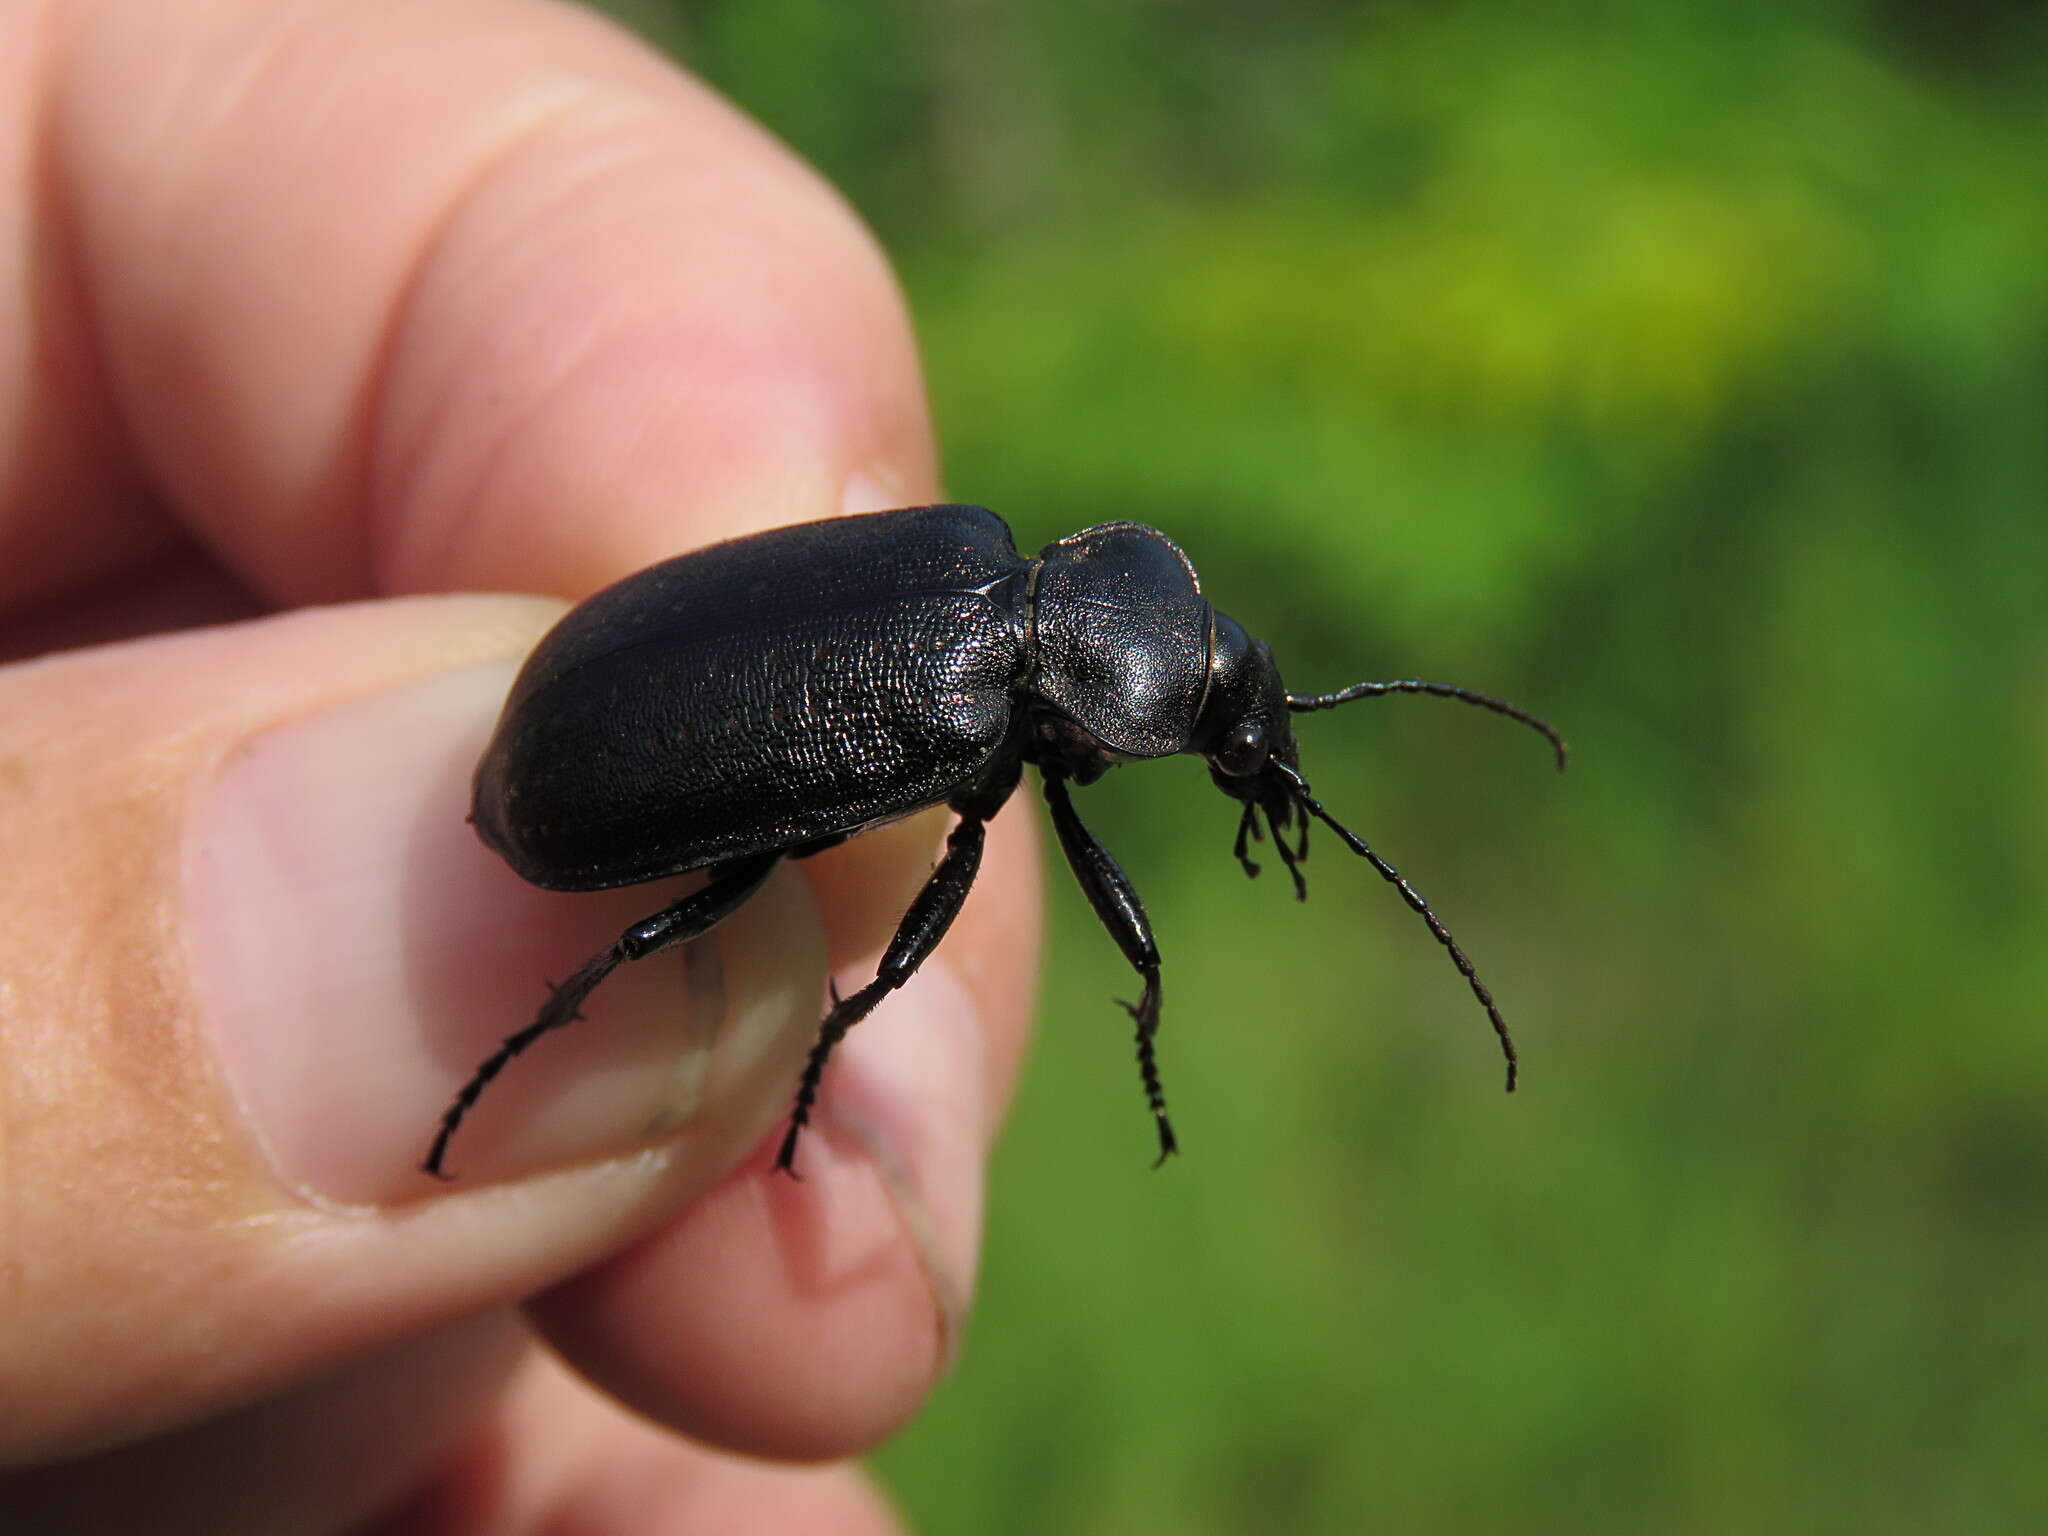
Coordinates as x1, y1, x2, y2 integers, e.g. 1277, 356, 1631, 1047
605, 3, 2047, 1530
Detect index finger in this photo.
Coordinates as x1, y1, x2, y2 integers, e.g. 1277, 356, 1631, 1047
28, 0, 934, 604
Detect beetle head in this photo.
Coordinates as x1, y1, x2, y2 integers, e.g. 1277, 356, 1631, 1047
1194, 612, 1316, 893
1192, 604, 1566, 1088
1197, 612, 1570, 908
1195, 612, 1297, 778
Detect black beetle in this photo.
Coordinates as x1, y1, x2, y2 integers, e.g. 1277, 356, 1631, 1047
427, 505, 1564, 1178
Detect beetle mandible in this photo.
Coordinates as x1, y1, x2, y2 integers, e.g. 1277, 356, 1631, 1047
425, 505, 1566, 1178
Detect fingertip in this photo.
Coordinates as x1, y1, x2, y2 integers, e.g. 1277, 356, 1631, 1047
530, 960, 990, 1461
380, 1348, 909, 1536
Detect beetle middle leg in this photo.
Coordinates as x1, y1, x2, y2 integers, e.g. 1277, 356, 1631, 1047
424, 851, 780, 1178
1041, 774, 1177, 1167
774, 808, 999, 1175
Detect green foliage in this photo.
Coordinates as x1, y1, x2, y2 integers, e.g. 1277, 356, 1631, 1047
605, 2, 2048, 1528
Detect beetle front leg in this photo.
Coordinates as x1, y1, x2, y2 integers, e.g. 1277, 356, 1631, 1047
1041, 774, 1177, 1167
424, 851, 780, 1178
775, 812, 993, 1176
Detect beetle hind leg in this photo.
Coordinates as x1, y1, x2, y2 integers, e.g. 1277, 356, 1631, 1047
423, 851, 780, 1178
775, 811, 994, 1176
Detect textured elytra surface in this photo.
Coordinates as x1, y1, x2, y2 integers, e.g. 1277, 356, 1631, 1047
475, 507, 1028, 888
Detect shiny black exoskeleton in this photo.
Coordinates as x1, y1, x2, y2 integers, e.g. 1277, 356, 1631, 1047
427, 505, 1566, 1178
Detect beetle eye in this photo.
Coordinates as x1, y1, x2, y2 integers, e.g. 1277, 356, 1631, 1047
1214, 720, 1267, 777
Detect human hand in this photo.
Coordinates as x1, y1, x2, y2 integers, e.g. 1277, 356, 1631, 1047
0, 2, 1040, 1529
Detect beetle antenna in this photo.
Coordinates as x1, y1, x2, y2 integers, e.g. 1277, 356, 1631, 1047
1287, 680, 1567, 772
1269, 760, 1519, 1091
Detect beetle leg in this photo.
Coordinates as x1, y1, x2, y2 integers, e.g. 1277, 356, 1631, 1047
1264, 803, 1309, 902
1233, 802, 1263, 879
423, 851, 780, 1178
775, 812, 994, 1176
1041, 774, 1177, 1168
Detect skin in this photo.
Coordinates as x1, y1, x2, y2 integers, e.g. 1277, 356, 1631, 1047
0, 1, 1042, 1531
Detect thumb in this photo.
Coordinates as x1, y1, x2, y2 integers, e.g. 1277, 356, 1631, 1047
0, 596, 831, 1464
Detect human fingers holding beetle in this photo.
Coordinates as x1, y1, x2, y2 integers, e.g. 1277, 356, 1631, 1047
0, 1, 1041, 1530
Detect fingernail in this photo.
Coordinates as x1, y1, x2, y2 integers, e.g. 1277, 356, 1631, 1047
186, 662, 828, 1204
802, 956, 988, 1367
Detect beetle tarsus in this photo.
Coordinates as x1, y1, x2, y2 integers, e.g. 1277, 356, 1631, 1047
1121, 982, 1177, 1167
772, 1121, 807, 1179
1150, 1115, 1180, 1168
